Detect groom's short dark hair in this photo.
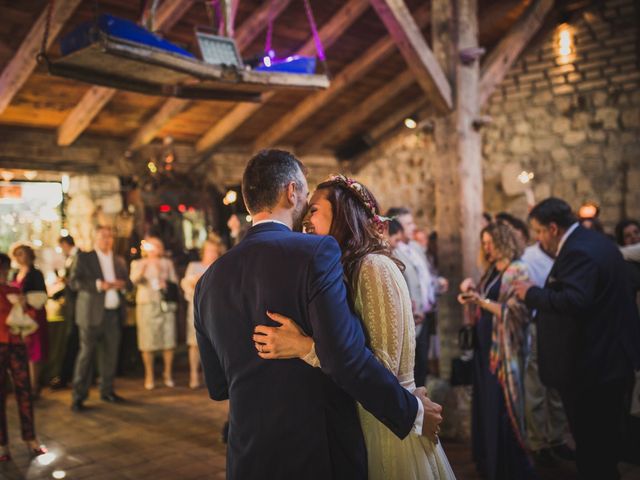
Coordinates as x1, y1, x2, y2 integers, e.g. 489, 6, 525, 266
242, 149, 306, 213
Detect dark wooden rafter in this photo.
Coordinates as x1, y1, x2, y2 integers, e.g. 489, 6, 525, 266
0, 0, 83, 115
57, 0, 196, 147
479, 0, 554, 107
253, 3, 431, 151
195, 0, 370, 154
300, 69, 415, 153
369, 0, 452, 112
129, 0, 294, 151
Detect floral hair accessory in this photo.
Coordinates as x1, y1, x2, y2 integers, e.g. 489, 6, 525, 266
326, 174, 393, 226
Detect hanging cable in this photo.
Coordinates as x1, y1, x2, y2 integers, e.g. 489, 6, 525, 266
36, 0, 55, 65
303, 0, 329, 77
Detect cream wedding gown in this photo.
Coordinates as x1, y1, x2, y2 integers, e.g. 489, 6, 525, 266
305, 254, 456, 480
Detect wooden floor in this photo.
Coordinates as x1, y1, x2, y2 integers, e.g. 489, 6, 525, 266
2, 371, 639, 479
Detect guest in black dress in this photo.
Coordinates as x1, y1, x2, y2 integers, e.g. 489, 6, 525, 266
459, 224, 536, 480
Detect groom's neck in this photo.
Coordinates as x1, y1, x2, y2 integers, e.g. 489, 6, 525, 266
252, 210, 293, 229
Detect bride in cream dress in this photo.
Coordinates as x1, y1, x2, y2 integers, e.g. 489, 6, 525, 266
255, 175, 456, 480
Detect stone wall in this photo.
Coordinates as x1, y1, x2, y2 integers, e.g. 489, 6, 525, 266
355, 0, 640, 232
347, 0, 640, 380
483, 0, 640, 227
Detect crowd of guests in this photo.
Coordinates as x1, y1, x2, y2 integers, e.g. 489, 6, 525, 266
0, 194, 639, 478
456, 199, 640, 480
0, 225, 228, 460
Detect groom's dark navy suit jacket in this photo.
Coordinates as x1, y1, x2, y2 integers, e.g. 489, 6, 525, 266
194, 222, 418, 480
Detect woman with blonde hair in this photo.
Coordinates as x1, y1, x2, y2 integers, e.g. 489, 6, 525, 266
181, 235, 225, 388
130, 237, 178, 390
10, 244, 48, 399
457, 223, 535, 480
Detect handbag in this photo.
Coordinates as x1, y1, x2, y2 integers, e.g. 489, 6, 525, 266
458, 324, 475, 351
160, 281, 179, 313
5, 294, 39, 338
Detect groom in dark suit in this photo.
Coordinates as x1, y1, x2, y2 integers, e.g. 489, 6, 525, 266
195, 150, 442, 480
515, 198, 640, 480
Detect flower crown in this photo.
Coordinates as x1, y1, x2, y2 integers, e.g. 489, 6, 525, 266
326, 174, 393, 225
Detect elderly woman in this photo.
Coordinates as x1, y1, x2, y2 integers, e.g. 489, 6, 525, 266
10, 244, 48, 399
181, 235, 225, 389
0, 253, 46, 461
458, 224, 534, 480
130, 237, 178, 390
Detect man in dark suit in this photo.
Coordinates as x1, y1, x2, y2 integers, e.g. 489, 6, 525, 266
69, 225, 129, 411
50, 235, 80, 390
515, 197, 640, 480
195, 150, 442, 480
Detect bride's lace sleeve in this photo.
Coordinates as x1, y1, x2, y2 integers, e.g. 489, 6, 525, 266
355, 255, 411, 377
300, 255, 412, 375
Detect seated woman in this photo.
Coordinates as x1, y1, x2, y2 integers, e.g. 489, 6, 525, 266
0, 253, 47, 462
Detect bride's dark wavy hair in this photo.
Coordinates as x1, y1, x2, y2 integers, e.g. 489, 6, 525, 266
313, 177, 404, 302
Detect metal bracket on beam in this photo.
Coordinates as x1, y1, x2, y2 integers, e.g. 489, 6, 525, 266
459, 47, 486, 65
472, 115, 493, 130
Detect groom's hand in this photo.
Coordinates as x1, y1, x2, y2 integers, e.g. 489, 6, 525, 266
414, 387, 443, 443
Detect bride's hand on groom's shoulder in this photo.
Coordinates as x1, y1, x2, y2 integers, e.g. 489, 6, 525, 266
414, 387, 443, 444
253, 311, 314, 360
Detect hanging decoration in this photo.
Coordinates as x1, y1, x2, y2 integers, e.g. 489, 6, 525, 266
37, 0, 330, 101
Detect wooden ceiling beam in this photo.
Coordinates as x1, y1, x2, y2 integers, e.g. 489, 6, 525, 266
369, 0, 452, 112
0, 0, 82, 115
479, 0, 554, 107
196, 0, 370, 154
300, 69, 415, 153
57, 0, 194, 147
130, 0, 294, 151
253, 3, 430, 151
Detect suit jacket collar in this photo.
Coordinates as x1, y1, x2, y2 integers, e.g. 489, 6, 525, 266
245, 222, 292, 238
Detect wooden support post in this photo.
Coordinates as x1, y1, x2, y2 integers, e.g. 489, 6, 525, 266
431, 0, 482, 379
0, 0, 83, 115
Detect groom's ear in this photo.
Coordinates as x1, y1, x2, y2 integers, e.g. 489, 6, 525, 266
285, 182, 297, 207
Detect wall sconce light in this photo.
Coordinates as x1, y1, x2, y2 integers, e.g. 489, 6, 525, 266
0, 170, 14, 182
558, 23, 573, 57
578, 202, 599, 219
24, 170, 38, 181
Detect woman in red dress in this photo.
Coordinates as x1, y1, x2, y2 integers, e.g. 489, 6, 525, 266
10, 245, 49, 398
0, 252, 46, 461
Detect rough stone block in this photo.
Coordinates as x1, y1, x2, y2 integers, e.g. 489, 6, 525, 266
551, 147, 571, 162
552, 117, 571, 134
595, 107, 619, 129
553, 85, 575, 96
562, 165, 582, 180
509, 136, 533, 154
571, 112, 591, 129
563, 130, 587, 146
577, 79, 609, 92
621, 109, 640, 128
592, 91, 609, 106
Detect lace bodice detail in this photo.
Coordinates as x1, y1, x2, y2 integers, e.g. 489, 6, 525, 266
303, 254, 416, 388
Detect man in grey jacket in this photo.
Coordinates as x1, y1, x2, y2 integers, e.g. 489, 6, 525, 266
69, 225, 129, 411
